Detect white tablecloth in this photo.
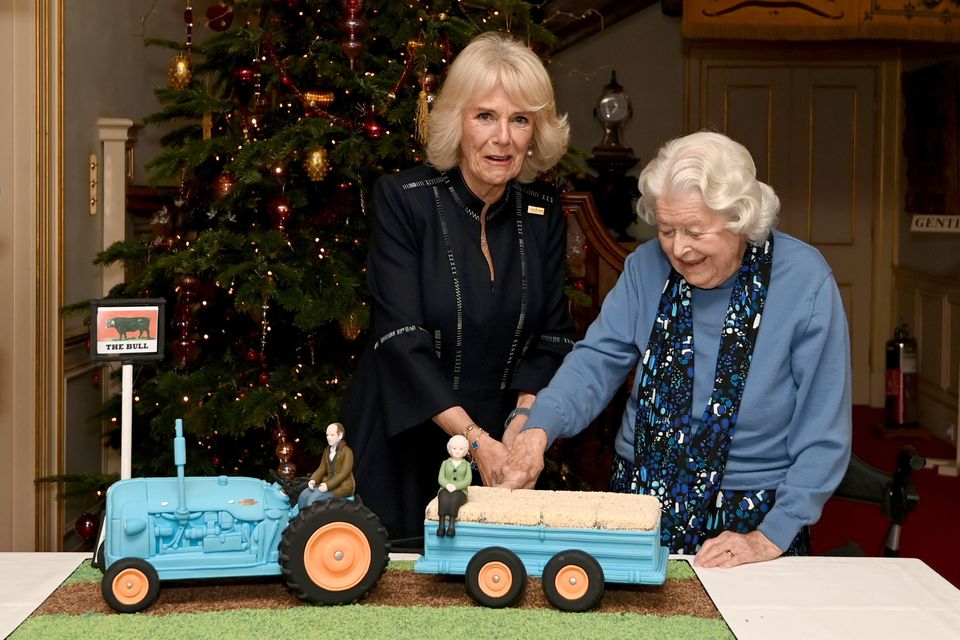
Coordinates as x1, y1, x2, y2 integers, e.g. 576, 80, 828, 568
693, 556, 960, 639
0, 552, 90, 639
2, 553, 959, 638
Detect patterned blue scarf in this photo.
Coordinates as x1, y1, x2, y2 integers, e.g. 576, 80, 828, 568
632, 235, 773, 553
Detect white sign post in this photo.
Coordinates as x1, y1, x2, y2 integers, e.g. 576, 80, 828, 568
90, 298, 166, 481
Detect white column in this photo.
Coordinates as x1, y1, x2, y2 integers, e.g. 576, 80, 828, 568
97, 118, 134, 296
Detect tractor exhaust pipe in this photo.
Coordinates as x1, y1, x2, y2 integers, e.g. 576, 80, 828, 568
174, 419, 189, 520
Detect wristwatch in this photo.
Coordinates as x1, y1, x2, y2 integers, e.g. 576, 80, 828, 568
504, 406, 531, 428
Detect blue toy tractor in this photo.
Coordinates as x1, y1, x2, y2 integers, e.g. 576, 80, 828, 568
94, 419, 389, 612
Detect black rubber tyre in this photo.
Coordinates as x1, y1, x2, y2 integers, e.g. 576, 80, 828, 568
541, 550, 605, 612
92, 541, 105, 573
465, 546, 527, 608
101, 557, 160, 613
280, 499, 389, 605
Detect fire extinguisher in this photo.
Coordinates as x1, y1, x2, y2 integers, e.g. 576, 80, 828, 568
885, 322, 919, 428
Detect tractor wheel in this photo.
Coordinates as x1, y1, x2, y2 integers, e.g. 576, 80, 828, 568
101, 557, 160, 613
465, 547, 527, 608
541, 550, 605, 612
280, 499, 389, 605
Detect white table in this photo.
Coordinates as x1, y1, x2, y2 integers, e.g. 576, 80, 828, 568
2, 553, 959, 639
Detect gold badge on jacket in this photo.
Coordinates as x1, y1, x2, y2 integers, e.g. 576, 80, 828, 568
527, 205, 545, 215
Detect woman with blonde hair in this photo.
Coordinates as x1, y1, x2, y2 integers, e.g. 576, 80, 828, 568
341, 32, 574, 548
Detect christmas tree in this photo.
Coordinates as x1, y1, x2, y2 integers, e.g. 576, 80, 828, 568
95, 0, 558, 479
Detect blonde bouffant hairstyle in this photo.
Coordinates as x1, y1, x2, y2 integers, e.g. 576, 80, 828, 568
425, 32, 570, 183
636, 131, 780, 244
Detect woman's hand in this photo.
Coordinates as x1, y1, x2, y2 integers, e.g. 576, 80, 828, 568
693, 530, 783, 568
502, 413, 528, 448
445, 483, 456, 492
472, 433, 510, 486
498, 428, 547, 489
503, 393, 535, 448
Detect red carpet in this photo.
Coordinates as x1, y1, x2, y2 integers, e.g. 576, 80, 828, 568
812, 406, 960, 588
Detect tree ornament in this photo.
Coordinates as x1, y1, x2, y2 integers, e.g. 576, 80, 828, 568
246, 348, 259, 362
340, 0, 366, 69
75, 511, 99, 542
206, 1, 233, 31
274, 426, 297, 480
170, 274, 201, 368
364, 104, 383, 140
167, 53, 192, 90
232, 67, 256, 104
213, 172, 236, 199
416, 73, 437, 145
268, 194, 291, 230
276, 439, 294, 464
304, 147, 330, 181
340, 311, 362, 341
259, 371, 271, 385
303, 90, 335, 113
167, 2, 194, 90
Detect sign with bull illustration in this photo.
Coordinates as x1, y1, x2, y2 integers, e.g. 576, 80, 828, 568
90, 298, 165, 361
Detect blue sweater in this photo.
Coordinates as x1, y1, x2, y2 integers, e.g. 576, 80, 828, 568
528, 231, 852, 551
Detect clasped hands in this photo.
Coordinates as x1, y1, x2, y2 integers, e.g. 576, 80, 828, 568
470, 413, 547, 490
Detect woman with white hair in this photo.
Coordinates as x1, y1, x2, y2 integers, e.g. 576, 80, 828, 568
341, 32, 575, 548
502, 131, 852, 567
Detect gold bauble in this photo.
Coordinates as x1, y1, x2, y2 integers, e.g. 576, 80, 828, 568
303, 90, 335, 110
340, 311, 362, 341
304, 147, 330, 181
167, 53, 192, 90
213, 172, 235, 199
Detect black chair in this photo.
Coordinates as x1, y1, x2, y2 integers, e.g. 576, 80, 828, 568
827, 446, 924, 557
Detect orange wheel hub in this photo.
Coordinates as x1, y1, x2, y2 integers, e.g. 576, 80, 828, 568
554, 565, 589, 601
111, 567, 149, 605
303, 522, 371, 591
477, 561, 514, 598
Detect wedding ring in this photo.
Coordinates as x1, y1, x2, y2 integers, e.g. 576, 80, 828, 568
725, 549, 735, 559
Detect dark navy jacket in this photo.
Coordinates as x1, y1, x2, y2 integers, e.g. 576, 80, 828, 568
341, 164, 574, 545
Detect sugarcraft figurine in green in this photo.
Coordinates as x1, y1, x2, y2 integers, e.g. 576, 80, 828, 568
436, 434, 471, 537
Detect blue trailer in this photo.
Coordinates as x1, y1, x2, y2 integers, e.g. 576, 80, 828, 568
96, 419, 389, 612
414, 487, 668, 611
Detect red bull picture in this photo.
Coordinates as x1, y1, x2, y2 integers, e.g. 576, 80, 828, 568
90, 298, 165, 361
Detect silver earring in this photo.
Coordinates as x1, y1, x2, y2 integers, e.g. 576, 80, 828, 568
526, 148, 534, 157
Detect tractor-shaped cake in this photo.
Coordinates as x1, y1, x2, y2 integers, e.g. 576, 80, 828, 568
94, 419, 389, 612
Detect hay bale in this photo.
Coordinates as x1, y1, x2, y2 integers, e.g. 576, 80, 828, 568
423, 486, 661, 532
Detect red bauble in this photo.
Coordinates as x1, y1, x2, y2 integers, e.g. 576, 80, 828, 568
268, 195, 291, 230
233, 67, 254, 84
232, 67, 256, 104
259, 371, 270, 385
364, 105, 383, 140
206, 2, 233, 31
246, 349, 258, 361
75, 512, 99, 541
